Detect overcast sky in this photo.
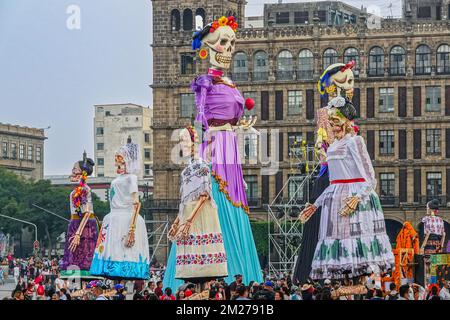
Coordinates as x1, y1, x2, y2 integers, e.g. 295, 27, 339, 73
0, 0, 400, 176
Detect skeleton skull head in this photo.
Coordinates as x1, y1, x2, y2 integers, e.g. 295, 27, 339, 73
202, 25, 236, 70
322, 62, 355, 99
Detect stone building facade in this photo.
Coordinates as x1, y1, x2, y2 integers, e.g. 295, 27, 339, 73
151, 0, 450, 254
93, 103, 153, 180
0, 123, 46, 180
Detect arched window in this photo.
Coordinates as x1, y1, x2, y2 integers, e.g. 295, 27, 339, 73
195, 8, 206, 31
389, 46, 406, 75
343, 47, 360, 76
437, 44, 450, 74
170, 9, 180, 31
183, 9, 193, 31
298, 49, 314, 80
415, 44, 431, 75
277, 50, 294, 80
232, 52, 248, 81
368, 46, 385, 76
253, 51, 269, 81
322, 48, 339, 70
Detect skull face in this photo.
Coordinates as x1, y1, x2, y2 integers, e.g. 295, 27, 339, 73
330, 66, 355, 97
203, 26, 236, 70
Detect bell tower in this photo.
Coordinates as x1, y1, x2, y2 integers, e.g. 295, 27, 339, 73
151, 1, 246, 205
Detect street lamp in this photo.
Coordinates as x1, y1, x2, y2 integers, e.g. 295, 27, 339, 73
0, 214, 38, 243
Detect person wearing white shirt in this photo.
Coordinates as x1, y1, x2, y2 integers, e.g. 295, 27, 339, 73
439, 282, 450, 300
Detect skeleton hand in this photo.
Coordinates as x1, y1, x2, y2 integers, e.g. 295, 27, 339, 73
168, 217, 180, 241
125, 227, 136, 248
238, 116, 257, 130
177, 220, 193, 240
68, 234, 81, 252
299, 203, 317, 224
338, 196, 360, 217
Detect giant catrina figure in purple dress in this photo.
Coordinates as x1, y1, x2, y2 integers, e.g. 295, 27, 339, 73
61, 152, 99, 279
163, 16, 263, 292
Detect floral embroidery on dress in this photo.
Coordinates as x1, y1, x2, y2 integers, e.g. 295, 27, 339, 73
176, 252, 227, 266
176, 233, 223, 246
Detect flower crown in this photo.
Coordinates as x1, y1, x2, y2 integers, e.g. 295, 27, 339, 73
210, 16, 238, 33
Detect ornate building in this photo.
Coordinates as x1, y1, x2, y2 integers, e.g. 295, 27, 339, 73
151, 0, 450, 258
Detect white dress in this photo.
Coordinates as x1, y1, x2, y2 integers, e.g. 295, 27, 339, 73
90, 174, 150, 279
311, 134, 395, 279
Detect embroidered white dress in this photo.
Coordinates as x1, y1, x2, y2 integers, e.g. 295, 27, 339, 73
90, 174, 150, 279
311, 134, 394, 279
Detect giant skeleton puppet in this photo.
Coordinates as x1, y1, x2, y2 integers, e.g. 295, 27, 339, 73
167, 16, 263, 288
90, 137, 150, 280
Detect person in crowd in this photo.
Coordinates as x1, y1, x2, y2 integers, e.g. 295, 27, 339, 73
154, 280, 163, 298
234, 284, 250, 300
160, 287, 176, 301
274, 291, 284, 300
371, 287, 384, 300
385, 283, 398, 300
253, 281, 275, 300
145, 281, 156, 294
428, 285, 441, 300
176, 290, 185, 300
398, 284, 410, 300
439, 281, 450, 300
13, 290, 24, 301
290, 286, 302, 300
301, 283, 314, 301
51, 293, 60, 300
229, 274, 243, 296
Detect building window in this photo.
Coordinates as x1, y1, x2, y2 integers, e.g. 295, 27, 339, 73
418, 6, 431, 18
244, 134, 258, 160
98, 173, 104, 178
437, 44, 450, 74
180, 93, 196, 118
97, 158, 104, 166
254, 51, 269, 81
426, 172, 442, 200
232, 52, 248, 81
19, 144, 25, 160
144, 133, 150, 143
298, 49, 314, 80
415, 45, 432, 75
379, 130, 394, 155
171, 9, 181, 31
276, 12, 290, 24
183, 9, 193, 31
379, 173, 395, 198
379, 88, 394, 112
144, 164, 151, 177
36, 146, 41, 162
96, 127, 104, 135
344, 47, 360, 76
425, 86, 441, 112
276, 50, 294, 80
10, 143, 17, 159
244, 175, 258, 204
369, 46, 384, 76
288, 133, 302, 158
287, 91, 302, 115
426, 129, 441, 154
144, 148, 151, 160
195, 8, 206, 30
2, 142, 8, 158
389, 46, 406, 75
294, 11, 308, 24
97, 143, 104, 151
243, 91, 257, 116
322, 48, 339, 70
288, 175, 304, 201
27, 145, 33, 161
181, 53, 195, 75
317, 10, 327, 22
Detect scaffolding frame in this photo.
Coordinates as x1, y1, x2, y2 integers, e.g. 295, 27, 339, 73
145, 216, 170, 265
267, 145, 320, 278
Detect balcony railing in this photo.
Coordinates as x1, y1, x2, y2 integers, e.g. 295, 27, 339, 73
379, 196, 399, 207
389, 67, 406, 76
417, 195, 448, 206
231, 72, 249, 82
253, 71, 269, 81
367, 67, 385, 77
414, 66, 433, 75
436, 66, 450, 75
276, 70, 295, 81
297, 70, 314, 81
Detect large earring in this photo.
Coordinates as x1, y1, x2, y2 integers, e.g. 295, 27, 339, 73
199, 49, 208, 60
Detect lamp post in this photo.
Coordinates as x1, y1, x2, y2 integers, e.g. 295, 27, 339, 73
0, 213, 38, 256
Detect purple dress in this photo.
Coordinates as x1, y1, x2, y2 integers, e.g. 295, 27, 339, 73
190, 74, 263, 285
61, 186, 98, 278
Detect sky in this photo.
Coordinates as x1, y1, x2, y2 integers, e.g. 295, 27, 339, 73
0, 0, 400, 176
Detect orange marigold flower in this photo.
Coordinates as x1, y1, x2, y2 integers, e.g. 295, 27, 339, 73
218, 16, 228, 26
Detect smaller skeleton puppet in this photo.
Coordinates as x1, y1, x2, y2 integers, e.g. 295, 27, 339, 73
60, 152, 98, 279
299, 97, 394, 280
420, 199, 446, 255
166, 127, 227, 286
90, 137, 150, 280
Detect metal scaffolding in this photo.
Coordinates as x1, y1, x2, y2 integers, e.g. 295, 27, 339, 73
145, 216, 170, 265
267, 144, 320, 278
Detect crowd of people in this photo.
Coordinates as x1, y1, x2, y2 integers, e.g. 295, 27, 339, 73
2, 253, 450, 301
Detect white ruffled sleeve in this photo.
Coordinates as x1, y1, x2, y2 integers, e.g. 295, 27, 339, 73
348, 135, 377, 199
